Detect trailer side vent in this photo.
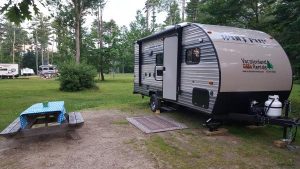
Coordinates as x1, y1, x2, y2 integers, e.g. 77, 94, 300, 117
192, 88, 209, 109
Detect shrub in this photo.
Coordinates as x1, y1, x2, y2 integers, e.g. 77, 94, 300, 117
294, 79, 300, 84
59, 62, 97, 91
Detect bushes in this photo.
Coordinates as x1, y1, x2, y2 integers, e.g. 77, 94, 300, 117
59, 62, 97, 91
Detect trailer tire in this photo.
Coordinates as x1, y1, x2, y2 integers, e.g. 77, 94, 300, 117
150, 94, 161, 112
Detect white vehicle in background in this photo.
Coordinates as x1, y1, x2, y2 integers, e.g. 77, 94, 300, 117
0, 63, 19, 78
38, 65, 59, 78
21, 68, 35, 76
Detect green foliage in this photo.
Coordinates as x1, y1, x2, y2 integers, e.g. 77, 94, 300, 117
186, 0, 199, 22
36, 15, 51, 50
271, 0, 300, 62
51, 5, 76, 62
185, 0, 300, 76
294, 80, 300, 84
21, 52, 36, 70
164, 0, 181, 25
0, 0, 40, 25
0, 21, 29, 63
59, 62, 97, 92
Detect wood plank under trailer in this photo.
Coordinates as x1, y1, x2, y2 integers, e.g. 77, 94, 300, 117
0, 112, 84, 138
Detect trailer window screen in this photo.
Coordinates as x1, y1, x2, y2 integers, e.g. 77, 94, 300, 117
186, 48, 200, 64
156, 53, 164, 66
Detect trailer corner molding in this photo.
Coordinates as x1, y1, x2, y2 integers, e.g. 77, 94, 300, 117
133, 22, 292, 117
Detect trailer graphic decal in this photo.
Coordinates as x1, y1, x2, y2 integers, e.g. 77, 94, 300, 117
241, 58, 275, 73
221, 35, 267, 44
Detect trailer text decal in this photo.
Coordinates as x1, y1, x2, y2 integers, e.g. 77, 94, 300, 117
221, 35, 267, 44
241, 58, 275, 73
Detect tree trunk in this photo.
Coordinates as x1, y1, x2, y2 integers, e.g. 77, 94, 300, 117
75, 1, 81, 64
12, 26, 15, 64
41, 47, 44, 65
97, 5, 105, 81
51, 41, 54, 64
47, 49, 49, 65
145, 2, 149, 30
181, 0, 185, 22
151, 6, 156, 31
255, 1, 259, 26
35, 29, 38, 74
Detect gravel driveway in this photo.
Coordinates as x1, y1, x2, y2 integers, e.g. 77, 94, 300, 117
0, 110, 156, 169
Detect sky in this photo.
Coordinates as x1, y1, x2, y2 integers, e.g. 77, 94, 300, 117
86, 0, 167, 28
2, 0, 169, 50
12, 0, 168, 39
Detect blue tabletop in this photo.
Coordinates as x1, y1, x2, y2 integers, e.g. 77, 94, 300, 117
20, 101, 66, 129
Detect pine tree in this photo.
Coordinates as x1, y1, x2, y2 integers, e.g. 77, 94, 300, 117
186, 0, 199, 22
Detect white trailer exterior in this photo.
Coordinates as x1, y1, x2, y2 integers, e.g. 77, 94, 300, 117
21, 68, 35, 76
0, 64, 19, 78
133, 23, 292, 116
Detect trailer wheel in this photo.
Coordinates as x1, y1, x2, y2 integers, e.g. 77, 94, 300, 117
150, 94, 161, 112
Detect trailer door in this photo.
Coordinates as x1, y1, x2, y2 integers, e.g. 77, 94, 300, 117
163, 36, 178, 101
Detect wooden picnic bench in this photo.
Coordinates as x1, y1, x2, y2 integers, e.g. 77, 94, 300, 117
0, 112, 84, 138
0, 117, 21, 137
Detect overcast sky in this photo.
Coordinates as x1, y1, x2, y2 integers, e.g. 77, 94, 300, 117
98, 0, 166, 27
0, 0, 172, 29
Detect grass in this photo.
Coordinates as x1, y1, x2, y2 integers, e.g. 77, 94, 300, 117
111, 120, 129, 125
144, 131, 297, 169
290, 84, 300, 117
0, 74, 148, 130
0, 74, 299, 168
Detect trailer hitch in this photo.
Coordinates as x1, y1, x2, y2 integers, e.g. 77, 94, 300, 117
261, 100, 300, 142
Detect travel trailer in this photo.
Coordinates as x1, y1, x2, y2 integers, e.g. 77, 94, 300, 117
133, 23, 299, 137
21, 68, 35, 76
0, 63, 19, 78
38, 65, 58, 78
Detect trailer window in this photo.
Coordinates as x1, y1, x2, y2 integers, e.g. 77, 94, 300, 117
186, 48, 200, 64
156, 53, 164, 66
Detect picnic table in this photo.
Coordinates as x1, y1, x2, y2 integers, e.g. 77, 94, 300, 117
0, 101, 84, 138
20, 101, 66, 129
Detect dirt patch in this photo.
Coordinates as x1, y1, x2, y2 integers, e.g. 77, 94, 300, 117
0, 110, 156, 169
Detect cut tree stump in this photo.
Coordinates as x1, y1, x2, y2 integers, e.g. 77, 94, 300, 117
273, 140, 288, 148
68, 112, 84, 127
203, 128, 228, 136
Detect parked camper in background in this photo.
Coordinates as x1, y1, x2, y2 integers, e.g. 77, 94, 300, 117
38, 65, 58, 78
21, 68, 35, 76
0, 64, 19, 78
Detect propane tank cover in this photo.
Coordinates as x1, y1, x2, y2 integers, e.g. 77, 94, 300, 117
265, 95, 282, 117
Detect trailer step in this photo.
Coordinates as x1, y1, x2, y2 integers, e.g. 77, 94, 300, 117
160, 106, 176, 112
